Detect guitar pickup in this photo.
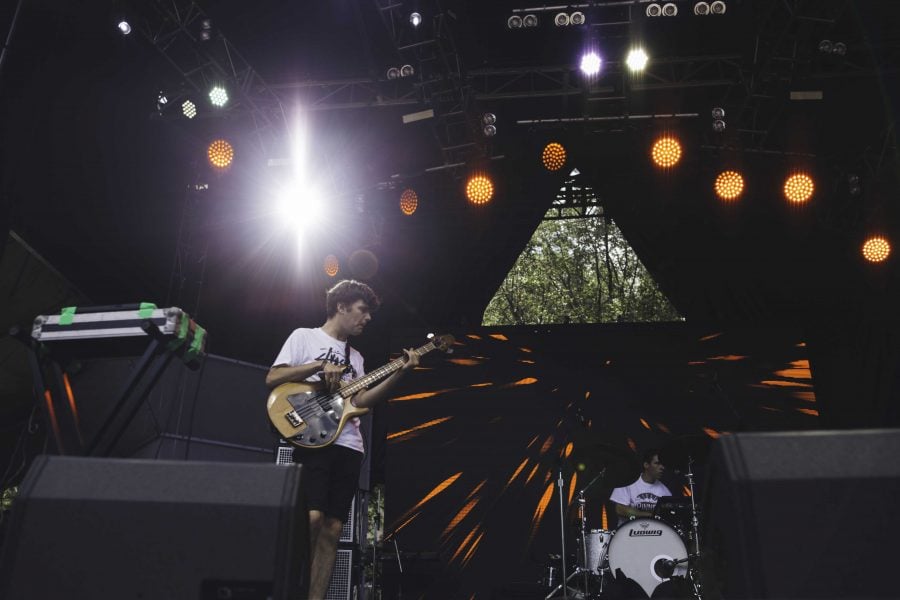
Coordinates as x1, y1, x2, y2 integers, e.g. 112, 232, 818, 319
285, 411, 304, 428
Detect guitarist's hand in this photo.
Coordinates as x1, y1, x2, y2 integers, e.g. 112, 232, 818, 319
322, 362, 347, 393
400, 348, 420, 372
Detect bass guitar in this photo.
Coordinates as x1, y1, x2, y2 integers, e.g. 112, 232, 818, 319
267, 333, 454, 448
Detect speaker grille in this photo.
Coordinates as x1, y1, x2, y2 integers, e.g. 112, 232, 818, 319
326, 548, 353, 600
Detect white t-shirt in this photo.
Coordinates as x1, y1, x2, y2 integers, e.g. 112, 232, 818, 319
271, 327, 366, 454
609, 476, 672, 526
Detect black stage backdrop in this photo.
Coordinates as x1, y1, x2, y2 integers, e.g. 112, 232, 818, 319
384, 323, 817, 599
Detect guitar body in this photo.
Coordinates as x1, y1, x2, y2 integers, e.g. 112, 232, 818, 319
267, 381, 369, 449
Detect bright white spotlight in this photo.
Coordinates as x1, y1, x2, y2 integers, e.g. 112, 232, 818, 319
277, 184, 324, 231
181, 100, 197, 119
580, 52, 602, 76
209, 86, 228, 107
117, 20, 132, 35
410, 12, 422, 27
626, 48, 649, 72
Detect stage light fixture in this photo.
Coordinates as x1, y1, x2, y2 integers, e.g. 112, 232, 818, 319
570, 11, 586, 25
646, 3, 662, 17
555, 13, 570, 26
409, 12, 422, 27
466, 174, 494, 204
542, 142, 567, 171
508, 15, 523, 29
580, 52, 602, 76
714, 170, 744, 201
200, 30, 211, 41
710, 0, 726, 14
862, 236, 891, 263
651, 136, 682, 168
400, 189, 418, 215
523, 14, 538, 27
207, 139, 234, 170
324, 255, 340, 277
694, 2, 710, 15
712, 107, 725, 120
626, 48, 649, 72
181, 100, 197, 119
783, 173, 814, 204
662, 3, 678, 16
832, 41, 847, 56
848, 174, 861, 196
483, 124, 497, 137
818, 40, 833, 53
387, 67, 400, 80
209, 86, 228, 107
157, 91, 168, 106
482, 113, 497, 126
713, 119, 726, 133
400, 64, 415, 77
117, 20, 132, 35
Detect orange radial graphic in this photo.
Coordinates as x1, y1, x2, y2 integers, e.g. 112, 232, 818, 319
862, 236, 890, 263
542, 142, 567, 171
207, 139, 234, 169
714, 170, 744, 200
466, 174, 494, 204
783, 173, 814, 204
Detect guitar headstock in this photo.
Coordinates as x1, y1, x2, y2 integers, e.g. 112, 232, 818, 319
427, 333, 456, 353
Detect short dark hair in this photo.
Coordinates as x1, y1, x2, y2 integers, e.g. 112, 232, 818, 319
326, 280, 380, 318
642, 448, 661, 468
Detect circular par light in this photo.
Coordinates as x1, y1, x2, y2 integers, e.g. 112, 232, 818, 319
324, 255, 340, 277
651, 136, 682, 168
714, 170, 744, 201
712, 107, 725, 120
662, 3, 678, 16
400, 189, 418, 216
508, 15, 523, 29
542, 142, 567, 171
209, 86, 228, 107
818, 39, 833, 53
626, 48, 649, 72
580, 52, 602, 76
400, 64, 415, 77
710, 0, 727, 14
483, 124, 497, 137
523, 14, 538, 27
555, 12, 570, 26
117, 20, 132, 35
482, 113, 497, 125
694, 2, 710, 15
409, 12, 422, 27
783, 173, 815, 204
833, 41, 847, 55
862, 236, 891, 263
712, 119, 726, 133
570, 11, 586, 25
387, 67, 400, 80
207, 139, 234, 170
646, 3, 662, 17
466, 174, 494, 204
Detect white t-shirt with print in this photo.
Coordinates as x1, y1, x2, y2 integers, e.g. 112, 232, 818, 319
609, 476, 672, 527
272, 327, 365, 454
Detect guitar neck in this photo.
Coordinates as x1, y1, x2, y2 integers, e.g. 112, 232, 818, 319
338, 340, 437, 397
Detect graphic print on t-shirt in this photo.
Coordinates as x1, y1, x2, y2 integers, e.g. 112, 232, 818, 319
315, 346, 359, 380
634, 492, 661, 513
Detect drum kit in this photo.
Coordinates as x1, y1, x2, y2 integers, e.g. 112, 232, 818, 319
544, 435, 710, 600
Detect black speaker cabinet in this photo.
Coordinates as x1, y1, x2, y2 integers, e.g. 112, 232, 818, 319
703, 429, 900, 599
0, 456, 309, 600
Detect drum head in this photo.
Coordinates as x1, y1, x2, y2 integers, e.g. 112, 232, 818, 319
608, 518, 687, 598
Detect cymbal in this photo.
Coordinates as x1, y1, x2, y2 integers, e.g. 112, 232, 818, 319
659, 434, 714, 468
568, 441, 640, 491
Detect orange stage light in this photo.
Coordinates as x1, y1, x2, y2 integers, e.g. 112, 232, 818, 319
323, 254, 339, 277
542, 142, 567, 171
400, 188, 418, 215
783, 173, 814, 204
207, 139, 234, 169
651, 136, 682, 168
862, 236, 891, 263
714, 170, 744, 200
466, 174, 494, 204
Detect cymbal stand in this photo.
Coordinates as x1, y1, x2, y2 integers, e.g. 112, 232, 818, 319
545, 467, 578, 600
685, 456, 703, 600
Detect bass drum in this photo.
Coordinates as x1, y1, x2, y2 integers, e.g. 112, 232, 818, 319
607, 518, 688, 598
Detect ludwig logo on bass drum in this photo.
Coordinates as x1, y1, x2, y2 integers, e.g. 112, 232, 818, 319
629, 529, 663, 537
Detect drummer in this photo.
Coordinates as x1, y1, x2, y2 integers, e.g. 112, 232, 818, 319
609, 449, 672, 526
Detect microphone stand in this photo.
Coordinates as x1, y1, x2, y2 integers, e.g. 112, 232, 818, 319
685, 456, 703, 600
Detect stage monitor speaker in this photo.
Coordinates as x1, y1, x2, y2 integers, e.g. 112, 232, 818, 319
0, 455, 309, 600
703, 429, 900, 599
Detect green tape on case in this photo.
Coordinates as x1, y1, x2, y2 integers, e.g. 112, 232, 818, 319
177, 314, 190, 340
59, 307, 77, 326
138, 302, 157, 318
188, 325, 206, 356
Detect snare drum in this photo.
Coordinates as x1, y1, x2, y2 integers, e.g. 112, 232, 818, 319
578, 529, 612, 573
608, 518, 687, 598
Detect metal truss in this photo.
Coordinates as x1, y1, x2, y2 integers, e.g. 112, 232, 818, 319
545, 179, 604, 221
131, 0, 287, 156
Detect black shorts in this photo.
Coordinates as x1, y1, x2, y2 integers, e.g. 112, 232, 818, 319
292, 445, 362, 522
